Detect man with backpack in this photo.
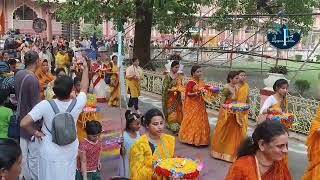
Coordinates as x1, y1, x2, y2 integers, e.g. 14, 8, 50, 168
20, 58, 89, 180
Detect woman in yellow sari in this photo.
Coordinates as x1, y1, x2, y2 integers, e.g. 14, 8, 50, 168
236, 70, 250, 134
302, 106, 320, 179
237, 70, 250, 103
226, 120, 291, 180
162, 60, 183, 134
178, 65, 210, 146
129, 108, 175, 180
211, 71, 247, 162
259, 79, 289, 120
36, 59, 54, 99
126, 57, 143, 114
108, 55, 120, 107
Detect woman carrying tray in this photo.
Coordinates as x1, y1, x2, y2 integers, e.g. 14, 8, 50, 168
225, 120, 292, 180
211, 71, 248, 162
129, 108, 175, 180
178, 65, 210, 146
259, 79, 289, 121
162, 60, 184, 134
303, 106, 320, 179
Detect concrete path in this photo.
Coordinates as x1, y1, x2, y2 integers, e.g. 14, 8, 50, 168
98, 93, 308, 180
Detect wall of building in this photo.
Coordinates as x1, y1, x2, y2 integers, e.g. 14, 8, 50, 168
2, 0, 61, 37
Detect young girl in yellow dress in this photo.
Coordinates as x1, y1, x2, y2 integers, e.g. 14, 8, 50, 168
211, 71, 247, 162
129, 108, 175, 180
162, 60, 183, 134
178, 65, 210, 146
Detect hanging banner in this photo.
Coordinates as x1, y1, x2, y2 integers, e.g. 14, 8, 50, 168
267, 23, 301, 49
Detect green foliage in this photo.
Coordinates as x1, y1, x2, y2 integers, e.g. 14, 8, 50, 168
269, 65, 288, 75
80, 24, 103, 39
209, 0, 317, 34
41, 0, 213, 33
294, 79, 311, 95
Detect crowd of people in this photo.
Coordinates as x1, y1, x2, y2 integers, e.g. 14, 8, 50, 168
0, 33, 320, 180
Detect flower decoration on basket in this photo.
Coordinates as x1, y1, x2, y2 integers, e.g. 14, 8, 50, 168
80, 94, 100, 127
223, 101, 250, 112
199, 84, 220, 104
271, 112, 296, 128
153, 157, 203, 179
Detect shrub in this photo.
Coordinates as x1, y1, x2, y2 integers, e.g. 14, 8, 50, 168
294, 79, 311, 96
269, 65, 288, 75
295, 55, 302, 61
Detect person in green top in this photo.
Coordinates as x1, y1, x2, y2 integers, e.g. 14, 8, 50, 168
0, 90, 13, 138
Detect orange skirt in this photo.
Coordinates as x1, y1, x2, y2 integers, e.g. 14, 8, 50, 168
211, 107, 247, 162
178, 97, 210, 146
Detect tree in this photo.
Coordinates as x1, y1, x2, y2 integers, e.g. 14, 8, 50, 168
38, 0, 317, 68
80, 24, 103, 39
38, 0, 213, 68
210, 0, 317, 34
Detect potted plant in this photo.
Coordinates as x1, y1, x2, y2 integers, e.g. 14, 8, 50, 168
263, 65, 290, 90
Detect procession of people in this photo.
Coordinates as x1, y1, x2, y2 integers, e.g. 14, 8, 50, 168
0, 33, 318, 180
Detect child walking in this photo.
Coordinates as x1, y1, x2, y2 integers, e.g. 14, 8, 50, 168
119, 110, 141, 177
77, 120, 103, 180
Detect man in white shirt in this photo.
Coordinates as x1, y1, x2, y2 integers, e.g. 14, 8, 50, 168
39, 46, 53, 70
20, 59, 89, 180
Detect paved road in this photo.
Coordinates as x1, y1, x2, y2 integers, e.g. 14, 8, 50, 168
99, 94, 308, 180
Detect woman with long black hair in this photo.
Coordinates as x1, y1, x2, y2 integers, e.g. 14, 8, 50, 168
225, 120, 292, 180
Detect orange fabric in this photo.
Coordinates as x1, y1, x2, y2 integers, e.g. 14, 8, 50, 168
225, 155, 292, 180
178, 79, 210, 146
211, 87, 247, 162
35, 64, 54, 100
302, 106, 320, 180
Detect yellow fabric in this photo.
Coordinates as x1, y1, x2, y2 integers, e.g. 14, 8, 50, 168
237, 82, 249, 103
126, 65, 143, 98
178, 79, 210, 146
108, 61, 120, 106
35, 66, 54, 100
45, 80, 55, 99
302, 106, 320, 180
211, 87, 247, 162
55, 52, 69, 69
270, 97, 288, 113
129, 134, 175, 180
236, 82, 250, 137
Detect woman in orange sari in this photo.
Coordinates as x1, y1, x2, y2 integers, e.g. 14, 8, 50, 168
35, 59, 54, 99
162, 60, 183, 134
302, 106, 320, 179
225, 120, 291, 180
108, 55, 120, 107
178, 65, 210, 146
211, 71, 247, 162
